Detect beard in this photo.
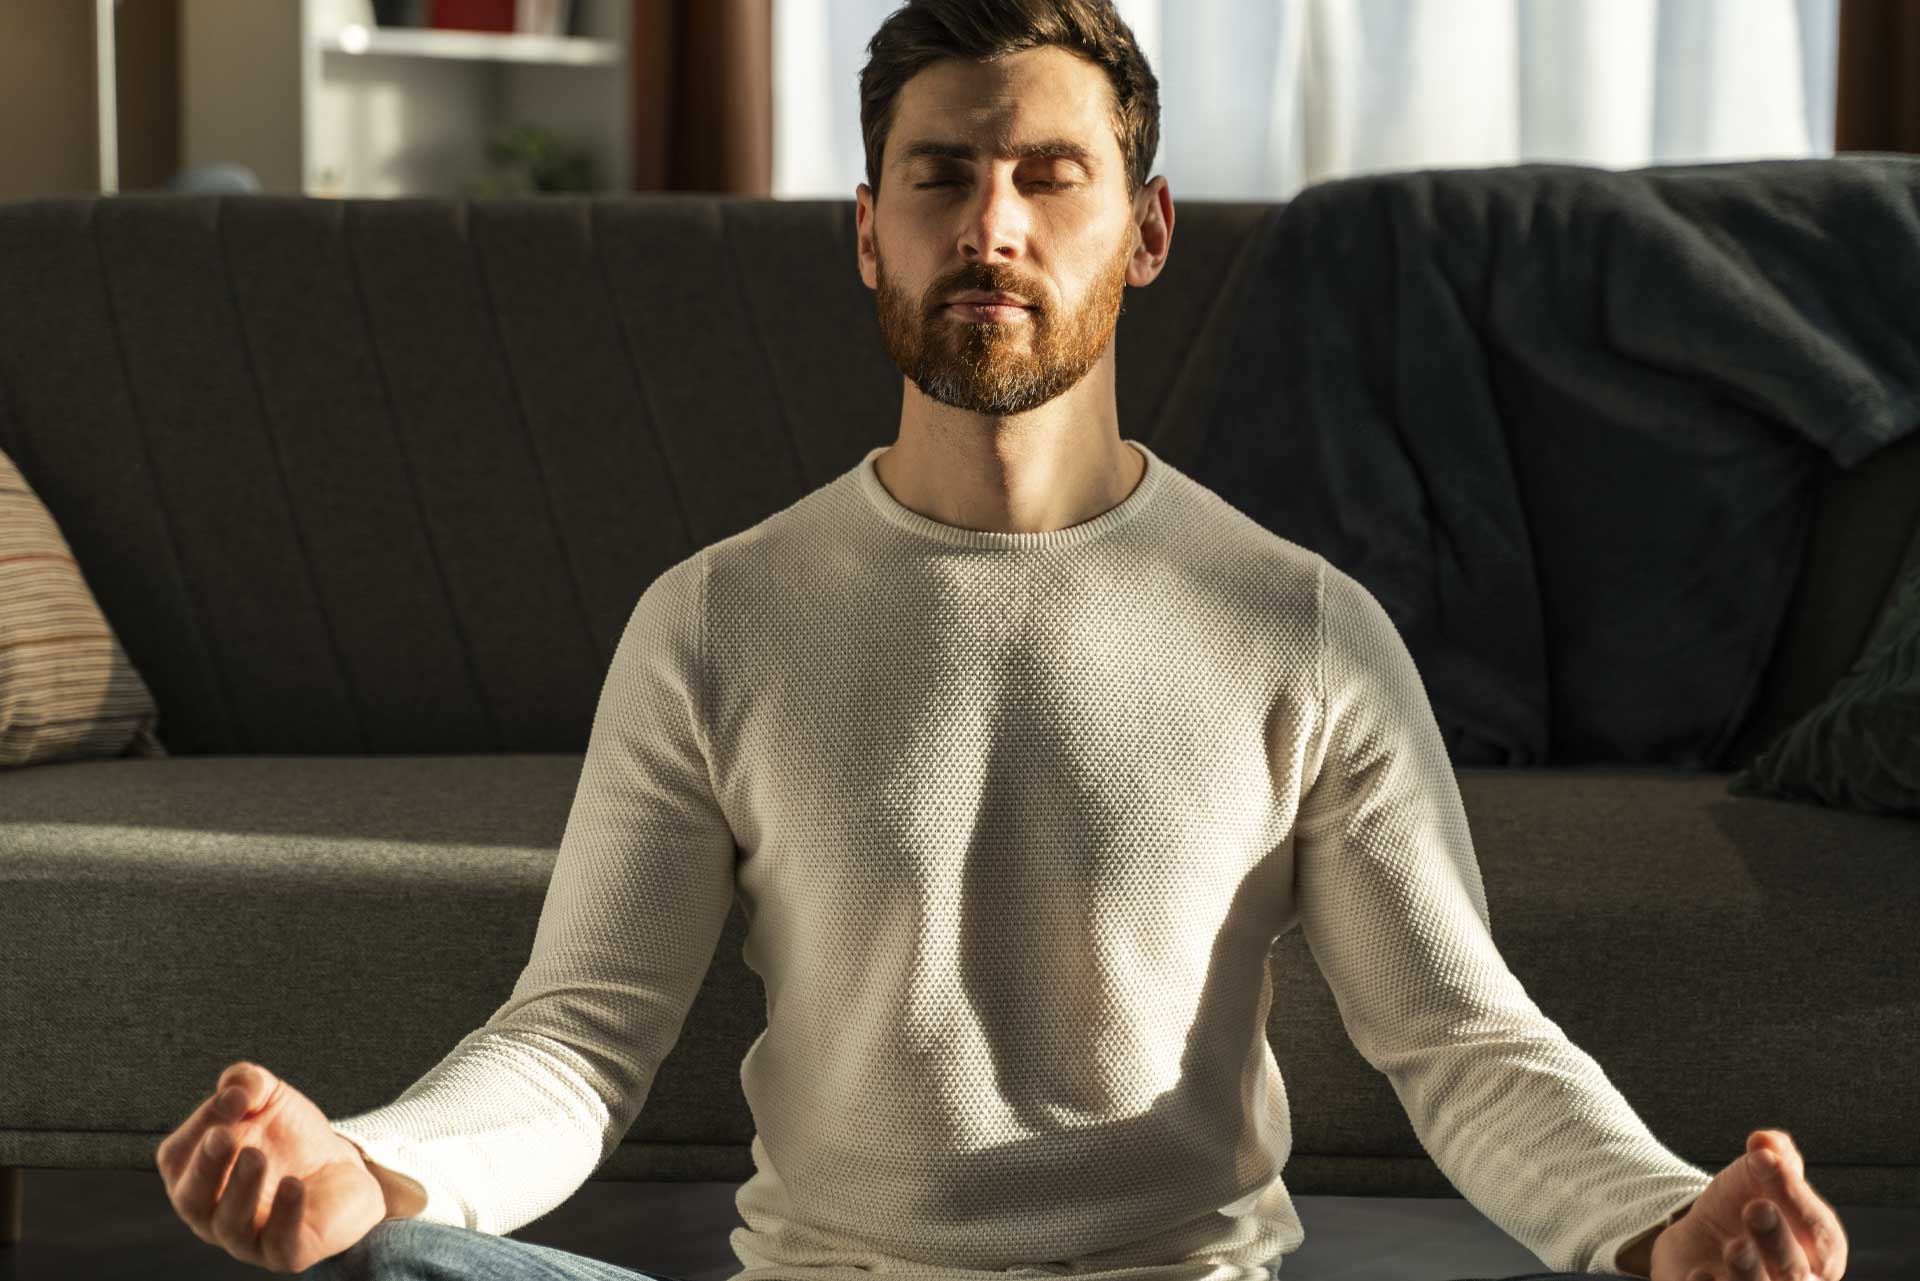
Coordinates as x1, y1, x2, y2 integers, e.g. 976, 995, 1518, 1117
872, 228, 1134, 418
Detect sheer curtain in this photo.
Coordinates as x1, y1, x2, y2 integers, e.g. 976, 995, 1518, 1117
773, 0, 1841, 201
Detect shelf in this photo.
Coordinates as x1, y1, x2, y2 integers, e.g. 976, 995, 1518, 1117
318, 23, 623, 67
180, 0, 632, 197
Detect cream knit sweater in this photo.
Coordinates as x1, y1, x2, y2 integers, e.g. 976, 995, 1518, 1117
330, 439, 1710, 1279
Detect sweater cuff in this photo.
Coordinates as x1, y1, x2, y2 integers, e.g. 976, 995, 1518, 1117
1609, 1195, 1700, 1274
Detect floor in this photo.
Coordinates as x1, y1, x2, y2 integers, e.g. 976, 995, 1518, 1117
2, 1168, 1915, 1281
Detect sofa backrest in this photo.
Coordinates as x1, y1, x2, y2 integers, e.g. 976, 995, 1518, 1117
0, 193, 1268, 757
0, 190, 1911, 764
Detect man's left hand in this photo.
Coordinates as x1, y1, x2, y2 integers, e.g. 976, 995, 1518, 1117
1649, 1130, 1849, 1281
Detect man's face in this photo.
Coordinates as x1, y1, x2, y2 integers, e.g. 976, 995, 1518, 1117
858, 46, 1141, 418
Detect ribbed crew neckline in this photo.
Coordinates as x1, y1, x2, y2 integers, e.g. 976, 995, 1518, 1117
854, 439, 1164, 551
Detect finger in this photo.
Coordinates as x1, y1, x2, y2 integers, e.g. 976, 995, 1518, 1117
258, 1175, 308, 1273
1728, 1229, 1766, 1281
171, 1125, 240, 1245
157, 1094, 223, 1183
1751, 1134, 1848, 1277
158, 1062, 269, 1183
1748, 1198, 1814, 1281
212, 1144, 270, 1264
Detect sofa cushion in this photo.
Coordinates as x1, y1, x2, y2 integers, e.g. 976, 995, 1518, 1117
0, 445, 167, 769
1728, 509, 1920, 817
0, 196, 1260, 758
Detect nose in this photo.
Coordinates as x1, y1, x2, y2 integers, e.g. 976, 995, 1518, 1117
954, 173, 1032, 268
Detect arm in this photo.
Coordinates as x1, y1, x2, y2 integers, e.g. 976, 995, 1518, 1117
1292, 559, 1712, 1274
328, 552, 738, 1234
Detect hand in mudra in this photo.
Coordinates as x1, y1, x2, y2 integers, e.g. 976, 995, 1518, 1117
1651, 1131, 1848, 1281
157, 1061, 388, 1274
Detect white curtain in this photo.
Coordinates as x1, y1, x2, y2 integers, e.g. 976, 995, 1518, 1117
773, 0, 1841, 202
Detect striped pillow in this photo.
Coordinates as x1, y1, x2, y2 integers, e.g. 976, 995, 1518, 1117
1, 445, 167, 768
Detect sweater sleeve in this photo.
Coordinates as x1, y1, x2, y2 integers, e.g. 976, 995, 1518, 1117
328, 549, 739, 1234
1292, 557, 1712, 1275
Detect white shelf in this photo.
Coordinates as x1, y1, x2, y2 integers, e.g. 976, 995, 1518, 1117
179, 0, 632, 199
318, 24, 623, 68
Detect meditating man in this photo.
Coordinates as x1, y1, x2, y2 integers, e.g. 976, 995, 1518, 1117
157, 3, 1851, 1280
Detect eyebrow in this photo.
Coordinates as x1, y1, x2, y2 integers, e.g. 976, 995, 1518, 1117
893, 137, 1101, 173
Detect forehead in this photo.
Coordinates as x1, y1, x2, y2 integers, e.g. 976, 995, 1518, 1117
887, 46, 1114, 169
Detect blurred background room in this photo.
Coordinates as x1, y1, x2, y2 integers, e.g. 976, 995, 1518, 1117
3, 0, 1916, 205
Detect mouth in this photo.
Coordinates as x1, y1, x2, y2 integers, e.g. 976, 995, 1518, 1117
945, 302, 1033, 321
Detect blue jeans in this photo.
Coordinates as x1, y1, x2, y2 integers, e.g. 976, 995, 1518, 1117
299, 1217, 697, 1280
299, 1220, 1635, 1281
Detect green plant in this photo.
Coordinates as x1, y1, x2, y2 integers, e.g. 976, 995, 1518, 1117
464, 122, 596, 195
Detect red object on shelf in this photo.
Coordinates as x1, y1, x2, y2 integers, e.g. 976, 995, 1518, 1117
432, 0, 516, 33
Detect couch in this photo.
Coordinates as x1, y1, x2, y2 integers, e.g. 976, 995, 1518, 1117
1, 166, 1916, 1276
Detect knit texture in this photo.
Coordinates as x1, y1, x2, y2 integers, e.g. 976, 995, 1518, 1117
330, 439, 1711, 1279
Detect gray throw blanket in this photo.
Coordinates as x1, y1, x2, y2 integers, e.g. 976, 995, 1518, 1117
1193, 155, 1920, 769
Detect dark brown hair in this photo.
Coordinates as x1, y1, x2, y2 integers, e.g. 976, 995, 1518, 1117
859, 0, 1161, 203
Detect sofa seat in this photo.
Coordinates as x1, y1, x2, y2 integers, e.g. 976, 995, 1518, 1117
3, 754, 1915, 1210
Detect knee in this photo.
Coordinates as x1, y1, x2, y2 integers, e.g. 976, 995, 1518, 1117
298, 1218, 441, 1280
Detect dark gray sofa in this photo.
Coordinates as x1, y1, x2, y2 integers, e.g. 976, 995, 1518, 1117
0, 172, 1916, 1277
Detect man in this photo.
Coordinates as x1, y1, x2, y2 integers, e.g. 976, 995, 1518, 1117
158, 3, 1852, 1280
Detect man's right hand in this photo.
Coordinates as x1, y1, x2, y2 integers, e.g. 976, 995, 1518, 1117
156, 1061, 409, 1273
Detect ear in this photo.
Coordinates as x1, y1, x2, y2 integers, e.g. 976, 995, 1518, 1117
856, 184, 878, 290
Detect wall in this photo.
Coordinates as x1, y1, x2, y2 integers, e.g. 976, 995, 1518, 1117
0, 0, 101, 199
